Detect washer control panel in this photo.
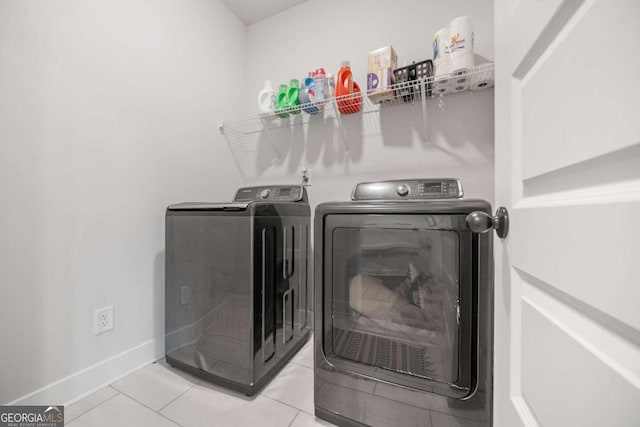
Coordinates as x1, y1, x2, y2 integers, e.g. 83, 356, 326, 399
234, 185, 303, 202
352, 178, 463, 201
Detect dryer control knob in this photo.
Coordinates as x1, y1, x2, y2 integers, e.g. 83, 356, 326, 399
396, 184, 409, 197
259, 189, 271, 199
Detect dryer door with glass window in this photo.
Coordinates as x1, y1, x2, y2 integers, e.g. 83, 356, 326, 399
322, 213, 475, 398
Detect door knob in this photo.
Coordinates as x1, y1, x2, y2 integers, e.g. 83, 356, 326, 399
466, 207, 509, 238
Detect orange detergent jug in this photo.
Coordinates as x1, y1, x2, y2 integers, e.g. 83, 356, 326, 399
335, 61, 362, 114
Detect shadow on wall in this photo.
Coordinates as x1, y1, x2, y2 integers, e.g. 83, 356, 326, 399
232, 90, 493, 179
153, 251, 165, 357
305, 114, 329, 165
256, 130, 282, 176
253, 112, 359, 177
380, 90, 494, 152
338, 113, 363, 163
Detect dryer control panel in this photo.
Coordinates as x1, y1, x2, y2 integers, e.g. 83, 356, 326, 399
233, 185, 303, 202
351, 178, 463, 200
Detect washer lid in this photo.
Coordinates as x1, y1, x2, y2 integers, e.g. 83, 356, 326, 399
167, 202, 250, 211
167, 184, 308, 212
351, 178, 463, 201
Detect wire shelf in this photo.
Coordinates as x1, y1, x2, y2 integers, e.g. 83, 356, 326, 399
220, 63, 494, 148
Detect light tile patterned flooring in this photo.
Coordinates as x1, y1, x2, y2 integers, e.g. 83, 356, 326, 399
65, 337, 335, 427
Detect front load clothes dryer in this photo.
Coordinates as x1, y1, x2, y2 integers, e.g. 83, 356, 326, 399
165, 185, 311, 395
314, 179, 493, 426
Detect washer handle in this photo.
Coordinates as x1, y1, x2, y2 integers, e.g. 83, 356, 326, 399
283, 226, 295, 279
261, 229, 274, 363
466, 207, 509, 238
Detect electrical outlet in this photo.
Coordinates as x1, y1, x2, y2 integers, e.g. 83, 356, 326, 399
95, 306, 114, 335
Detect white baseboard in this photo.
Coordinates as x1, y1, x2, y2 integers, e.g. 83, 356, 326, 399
8, 338, 163, 406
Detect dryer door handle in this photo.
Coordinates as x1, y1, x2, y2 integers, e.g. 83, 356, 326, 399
466, 207, 509, 238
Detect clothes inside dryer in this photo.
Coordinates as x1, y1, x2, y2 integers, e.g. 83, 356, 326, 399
331, 225, 460, 384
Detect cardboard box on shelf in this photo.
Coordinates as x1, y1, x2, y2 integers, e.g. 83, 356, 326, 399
367, 45, 398, 104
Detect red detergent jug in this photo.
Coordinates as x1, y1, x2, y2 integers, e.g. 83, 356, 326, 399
335, 61, 362, 114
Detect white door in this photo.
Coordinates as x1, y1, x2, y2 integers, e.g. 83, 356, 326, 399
494, 0, 640, 426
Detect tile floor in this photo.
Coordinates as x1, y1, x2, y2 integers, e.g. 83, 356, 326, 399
65, 337, 335, 427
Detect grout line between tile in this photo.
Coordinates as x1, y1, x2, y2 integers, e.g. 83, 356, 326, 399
261, 394, 309, 415
114, 389, 184, 427
155, 409, 184, 427
65, 391, 121, 424
288, 410, 302, 427
289, 363, 314, 372
289, 359, 312, 369
157, 383, 196, 412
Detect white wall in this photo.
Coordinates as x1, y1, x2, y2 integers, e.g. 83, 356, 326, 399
0, 0, 244, 404
0, 0, 494, 406
238, 0, 495, 206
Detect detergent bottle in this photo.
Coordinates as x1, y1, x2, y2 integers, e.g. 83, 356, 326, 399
313, 68, 326, 107
286, 78, 300, 114
299, 72, 319, 115
327, 73, 336, 98
335, 61, 362, 114
276, 84, 290, 118
257, 80, 277, 114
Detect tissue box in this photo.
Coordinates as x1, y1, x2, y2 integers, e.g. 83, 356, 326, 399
367, 46, 398, 104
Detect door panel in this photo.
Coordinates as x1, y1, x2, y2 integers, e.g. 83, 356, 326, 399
521, 274, 640, 394
495, 0, 640, 425
510, 202, 640, 330
519, 0, 640, 179
508, 0, 564, 70
521, 302, 640, 426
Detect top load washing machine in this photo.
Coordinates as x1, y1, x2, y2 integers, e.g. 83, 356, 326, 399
314, 178, 493, 426
165, 184, 311, 395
